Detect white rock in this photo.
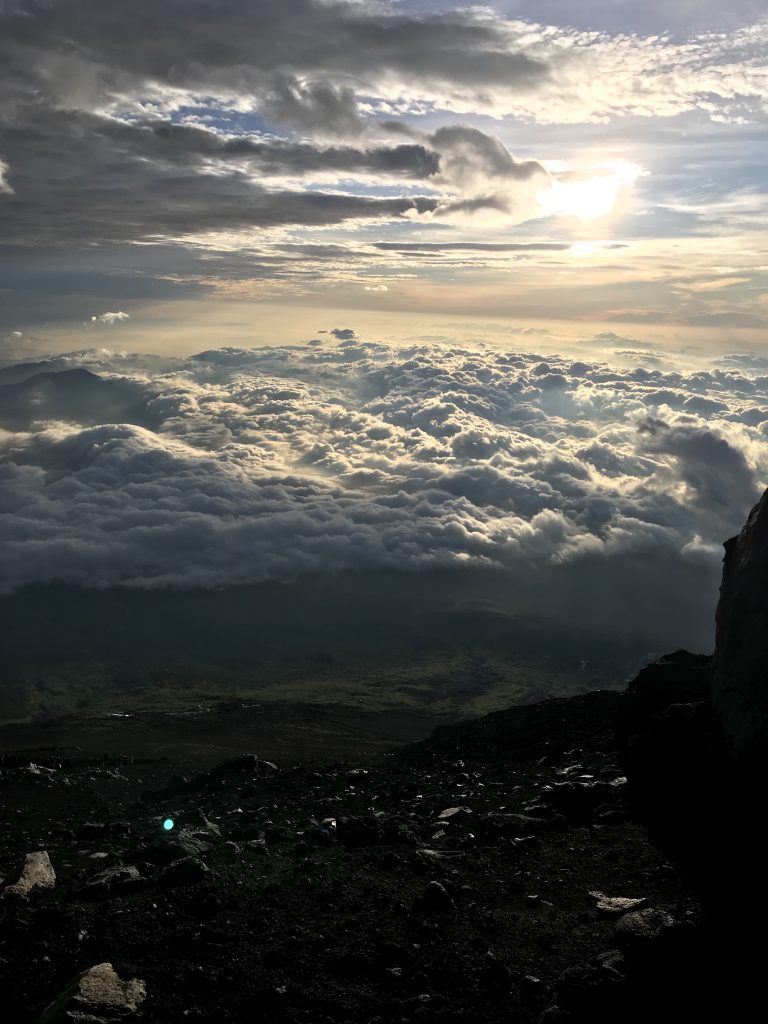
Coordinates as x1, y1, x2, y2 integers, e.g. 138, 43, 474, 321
589, 890, 648, 914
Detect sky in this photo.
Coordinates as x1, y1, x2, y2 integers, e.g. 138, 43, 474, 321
1, 0, 767, 354
1, 1, 767, 665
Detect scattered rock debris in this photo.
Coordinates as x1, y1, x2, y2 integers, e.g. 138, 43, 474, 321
0, 689, 709, 1023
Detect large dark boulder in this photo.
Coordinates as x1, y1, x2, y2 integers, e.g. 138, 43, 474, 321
713, 489, 768, 781
617, 650, 711, 739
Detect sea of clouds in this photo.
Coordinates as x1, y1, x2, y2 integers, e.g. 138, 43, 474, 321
1, 336, 766, 627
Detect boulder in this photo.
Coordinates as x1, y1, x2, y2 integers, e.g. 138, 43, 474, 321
38, 963, 145, 1023
618, 651, 711, 740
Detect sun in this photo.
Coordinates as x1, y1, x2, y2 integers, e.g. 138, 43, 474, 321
539, 160, 646, 222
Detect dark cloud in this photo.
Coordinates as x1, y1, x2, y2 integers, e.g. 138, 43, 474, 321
638, 416, 760, 515
103, 117, 441, 179
0, 106, 439, 248
261, 74, 367, 137
0, 0, 565, 299
0, 1, 549, 113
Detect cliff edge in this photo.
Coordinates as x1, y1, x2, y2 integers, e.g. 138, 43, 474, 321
713, 488, 768, 780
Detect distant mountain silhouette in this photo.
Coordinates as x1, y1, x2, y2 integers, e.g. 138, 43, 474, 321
0, 368, 159, 430
0, 360, 59, 386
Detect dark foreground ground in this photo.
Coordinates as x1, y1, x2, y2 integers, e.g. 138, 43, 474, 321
0, 680, 711, 1024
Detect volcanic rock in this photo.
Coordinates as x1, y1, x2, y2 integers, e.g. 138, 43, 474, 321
77, 865, 142, 899
158, 856, 211, 886
38, 962, 145, 1023
3, 851, 56, 898
614, 908, 676, 946
588, 892, 648, 915
618, 650, 711, 739
713, 488, 768, 781
419, 880, 455, 914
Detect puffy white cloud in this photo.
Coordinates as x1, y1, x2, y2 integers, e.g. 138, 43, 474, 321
1, 339, 765, 609
405, 124, 551, 224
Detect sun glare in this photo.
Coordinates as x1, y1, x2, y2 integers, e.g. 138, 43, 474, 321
540, 161, 646, 221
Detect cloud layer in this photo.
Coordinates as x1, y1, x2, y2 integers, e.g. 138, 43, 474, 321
1, 340, 765, 626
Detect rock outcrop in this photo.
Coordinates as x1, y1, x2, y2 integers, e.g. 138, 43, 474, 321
713, 488, 768, 780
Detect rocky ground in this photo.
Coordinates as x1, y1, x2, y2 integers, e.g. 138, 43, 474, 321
0, 663, 712, 1024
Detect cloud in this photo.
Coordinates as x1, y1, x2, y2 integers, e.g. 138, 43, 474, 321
383, 123, 551, 225
0, 106, 441, 249
514, 0, 766, 35
0, 339, 764, 612
1, 3, 762, 240
90, 311, 131, 324
261, 73, 367, 138
364, 284, 388, 292
0, 158, 12, 195
426, 125, 550, 222
103, 117, 441, 180
638, 415, 759, 517
2, 1, 764, 127
0, 3, 766, 354
683, 311, 768, 329
373, 242, 570, 253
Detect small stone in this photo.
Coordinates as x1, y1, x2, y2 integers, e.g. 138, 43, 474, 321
3, 851, 56, 898
437, 806, 472, 820
38, 962, 145, 1023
